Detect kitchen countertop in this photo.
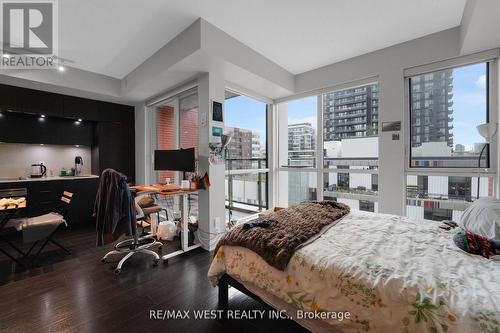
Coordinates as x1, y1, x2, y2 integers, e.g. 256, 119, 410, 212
0, 175, 99, 184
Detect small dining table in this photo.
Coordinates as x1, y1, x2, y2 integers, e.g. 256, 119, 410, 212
0, 197, 27, 268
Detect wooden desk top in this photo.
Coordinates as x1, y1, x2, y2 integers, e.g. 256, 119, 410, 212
132, 185, 199, 197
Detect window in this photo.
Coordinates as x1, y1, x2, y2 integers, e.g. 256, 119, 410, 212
152, 90, 199, 221
323, 83, 379, 212
409, 62, 489, 168
406, 61, 495, 222
224, 92, 268, 220
277, 83, 379, 211
279, 171, 317, 207
279, 96, 317, 168
406, 174, 493, 222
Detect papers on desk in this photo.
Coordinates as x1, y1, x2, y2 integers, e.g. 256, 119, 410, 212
0, 197, 26, 210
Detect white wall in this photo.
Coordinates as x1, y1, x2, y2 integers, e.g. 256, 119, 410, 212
0, 143, 92, 178
197, 72, 226, 250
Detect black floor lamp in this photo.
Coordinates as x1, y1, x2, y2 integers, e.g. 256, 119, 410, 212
476, 123, 497, 199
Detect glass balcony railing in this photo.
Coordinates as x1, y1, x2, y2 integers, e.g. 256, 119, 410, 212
225, 158, 268, 220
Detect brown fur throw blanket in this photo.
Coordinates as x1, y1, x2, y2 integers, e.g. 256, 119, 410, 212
215, 201, 350, 270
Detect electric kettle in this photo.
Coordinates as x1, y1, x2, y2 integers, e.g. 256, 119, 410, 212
30, 163, 47, 178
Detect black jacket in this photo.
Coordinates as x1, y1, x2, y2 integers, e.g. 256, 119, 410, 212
94, 169, 136, 246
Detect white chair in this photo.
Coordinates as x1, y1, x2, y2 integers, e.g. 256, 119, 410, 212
101, 189, 163, 274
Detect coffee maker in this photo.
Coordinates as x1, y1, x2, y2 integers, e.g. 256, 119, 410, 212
75, 156, 83, 176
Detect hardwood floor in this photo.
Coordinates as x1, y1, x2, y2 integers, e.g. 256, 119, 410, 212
0, 227, 309, 333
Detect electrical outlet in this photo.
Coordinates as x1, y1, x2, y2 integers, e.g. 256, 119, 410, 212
214, 217, 220, 233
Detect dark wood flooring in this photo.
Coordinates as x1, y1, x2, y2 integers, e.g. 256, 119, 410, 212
0, 227, 309, 333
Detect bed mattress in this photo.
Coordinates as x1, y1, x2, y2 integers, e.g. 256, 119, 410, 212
208, 209, 500, 333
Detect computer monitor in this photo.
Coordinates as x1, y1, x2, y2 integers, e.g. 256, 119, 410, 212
154, 148, 196, 172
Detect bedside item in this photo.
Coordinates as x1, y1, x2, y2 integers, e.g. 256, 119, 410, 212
442, 220, 458, 228
459, 197, 500, 239
475, 123, 497, 198
453, 228, 500, 259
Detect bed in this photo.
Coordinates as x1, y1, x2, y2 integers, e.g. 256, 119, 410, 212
208, 209, 500, 333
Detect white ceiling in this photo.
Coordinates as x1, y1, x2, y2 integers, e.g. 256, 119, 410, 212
60, 0, 467, 78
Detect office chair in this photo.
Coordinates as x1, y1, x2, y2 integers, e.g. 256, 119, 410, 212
101, 189, 163, 274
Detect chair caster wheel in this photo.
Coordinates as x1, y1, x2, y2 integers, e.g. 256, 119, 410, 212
157, 246, 163, 253
153, 259, 159, 267
163, 259, 168, 265
114, 268, 121, 275
101, 258, 107, 263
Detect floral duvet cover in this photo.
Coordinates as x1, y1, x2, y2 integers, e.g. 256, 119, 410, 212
208, 210, 500, 333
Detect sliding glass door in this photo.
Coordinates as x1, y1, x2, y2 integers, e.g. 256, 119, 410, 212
224, 91, 269, 221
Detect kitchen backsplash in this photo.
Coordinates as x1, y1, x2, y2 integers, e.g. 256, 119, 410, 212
0, 143, 92, 179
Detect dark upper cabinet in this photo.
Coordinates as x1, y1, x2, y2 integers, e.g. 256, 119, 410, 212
0, 112, 92, 145
58, 118, 93, 146
0, 84, 25, 112
0, 112, 58, 144
98, 101, 134, 124
0, 84, 63, 117
63, 96, 99, 121
24, 89, 63, 117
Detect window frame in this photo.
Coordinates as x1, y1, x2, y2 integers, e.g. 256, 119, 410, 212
223, 89, 271, 215
404, 59, 498, 176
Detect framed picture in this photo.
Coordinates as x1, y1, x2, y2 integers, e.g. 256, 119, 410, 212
212, 101, 223, 122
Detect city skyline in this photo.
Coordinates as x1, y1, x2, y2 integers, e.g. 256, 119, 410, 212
225, 62, 487, 153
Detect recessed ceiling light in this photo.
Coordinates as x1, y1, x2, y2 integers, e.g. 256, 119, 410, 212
75, 145, 80, 148
40, 144, 44, 146
40, 114, 46, 118
77, 118, 82, 122
58, 65, 65, 72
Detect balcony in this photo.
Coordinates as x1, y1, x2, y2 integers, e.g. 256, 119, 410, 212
225, 158, 268, 221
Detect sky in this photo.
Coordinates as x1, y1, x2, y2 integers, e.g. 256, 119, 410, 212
224, 62, 487, 151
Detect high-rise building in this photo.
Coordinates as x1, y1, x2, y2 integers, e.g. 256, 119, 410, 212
251, 132, 262, 158
323, 83, 379, 141
226, 127, 253, 169
288, 122, 316, 167
410, 70, 454, 147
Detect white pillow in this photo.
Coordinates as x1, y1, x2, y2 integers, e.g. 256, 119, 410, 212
459, 197, 500, 239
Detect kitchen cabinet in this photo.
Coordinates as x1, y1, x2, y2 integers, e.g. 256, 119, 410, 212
0, 177, 99, 226
58, 118, 94, 146
63, 96, 99, 121
24, 89, 63, 117
0, 112, 93, 146
93, 120, 135, 181
0, 84, 63, 117
0, 84, 24, 112
0, 83, 135, 181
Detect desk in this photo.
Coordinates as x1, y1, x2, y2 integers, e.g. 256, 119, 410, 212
132, 185, 202, 263
0, 197, 27, 268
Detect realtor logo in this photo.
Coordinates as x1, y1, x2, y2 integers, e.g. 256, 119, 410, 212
0, 0, 58, 69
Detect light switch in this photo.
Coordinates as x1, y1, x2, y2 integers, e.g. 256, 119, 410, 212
201, 112, 207, 127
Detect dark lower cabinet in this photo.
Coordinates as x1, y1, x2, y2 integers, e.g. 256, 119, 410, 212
0, 177, 99, 227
